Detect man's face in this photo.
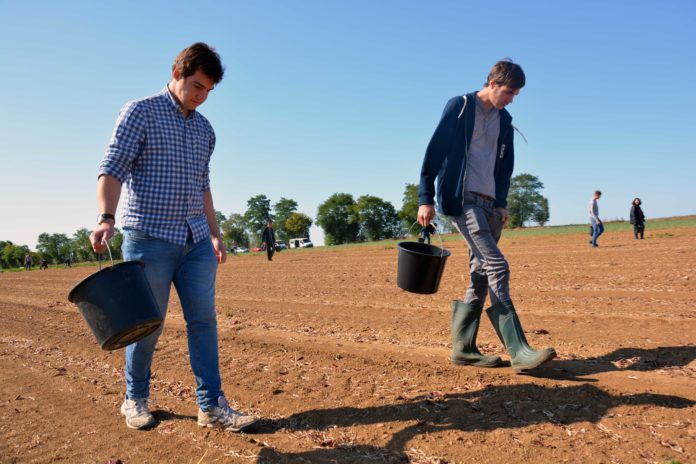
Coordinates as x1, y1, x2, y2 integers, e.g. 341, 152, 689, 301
489, 82, 520, 110
171, 68, 215, 113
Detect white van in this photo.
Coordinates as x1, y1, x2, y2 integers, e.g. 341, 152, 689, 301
289, 238, 313, 248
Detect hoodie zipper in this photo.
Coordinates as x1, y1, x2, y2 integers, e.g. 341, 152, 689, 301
458, 95, 470, 203
494, 122, 512, 181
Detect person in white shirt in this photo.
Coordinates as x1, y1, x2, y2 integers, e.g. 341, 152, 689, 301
589, 190, 603, 247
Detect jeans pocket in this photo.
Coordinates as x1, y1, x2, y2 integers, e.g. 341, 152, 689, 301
124, 228, 155, 242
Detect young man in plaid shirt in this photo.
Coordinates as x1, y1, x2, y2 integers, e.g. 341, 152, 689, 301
90, 43, 258, 432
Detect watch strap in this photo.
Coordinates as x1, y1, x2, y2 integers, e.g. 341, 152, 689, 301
98, 213, 115, 224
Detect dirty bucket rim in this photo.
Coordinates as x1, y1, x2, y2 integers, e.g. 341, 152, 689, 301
67, 260, 145, 303
397, 241, 452, 258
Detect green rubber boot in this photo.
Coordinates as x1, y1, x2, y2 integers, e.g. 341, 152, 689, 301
486, 300, 556, 373
451, 301, 504, 367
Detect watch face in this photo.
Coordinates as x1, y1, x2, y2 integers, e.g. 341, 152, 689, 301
98, 214, 115, 224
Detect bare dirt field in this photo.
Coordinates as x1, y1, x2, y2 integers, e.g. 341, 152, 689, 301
2, 227, 695, 464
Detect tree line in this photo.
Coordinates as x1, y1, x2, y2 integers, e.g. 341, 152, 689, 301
1, 174, 549, 269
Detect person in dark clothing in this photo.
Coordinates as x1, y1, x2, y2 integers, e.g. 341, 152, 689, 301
24, 254, 32, 271
630, 198, 646, 239
417, 59, 555, 373
40, 259, 49, 270
261, 220, 276, 261
419, 222, 437, 244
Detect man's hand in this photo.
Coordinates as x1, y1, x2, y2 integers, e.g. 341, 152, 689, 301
211, 235, 227, 264
417, 204, 436, 227
496, 208, 510, 226
90, 222, 115, 254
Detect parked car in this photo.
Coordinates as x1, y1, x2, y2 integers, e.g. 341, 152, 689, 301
232, 246, 248, 253
274, 241, 287, 251
289, 238, 314, 248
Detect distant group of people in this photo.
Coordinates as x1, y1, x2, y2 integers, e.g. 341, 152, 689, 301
23, 255, 54, 271
588, 191, 646, 247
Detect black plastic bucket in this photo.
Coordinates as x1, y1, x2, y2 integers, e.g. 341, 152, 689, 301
68, 261, 163, 351
396, 241, 451, 294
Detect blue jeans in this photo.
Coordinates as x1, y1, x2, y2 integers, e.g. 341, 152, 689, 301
590, 218, 604, 246
122, 228, 222, 411
450, 192, 510, 307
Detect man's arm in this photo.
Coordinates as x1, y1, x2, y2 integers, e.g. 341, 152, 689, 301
89, 174, 122, 253
418, 97, 462, 215
204, 190, 226, 264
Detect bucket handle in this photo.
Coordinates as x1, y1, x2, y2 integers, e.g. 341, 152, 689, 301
408, 221, 446, 256
97, 240, 114, 270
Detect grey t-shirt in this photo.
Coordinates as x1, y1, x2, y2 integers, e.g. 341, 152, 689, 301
463, 95, 500, 199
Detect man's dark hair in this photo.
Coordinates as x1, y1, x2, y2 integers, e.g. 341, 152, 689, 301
172, 42, 224, 84
485, 58, 525, 89
595, 190, 602, 196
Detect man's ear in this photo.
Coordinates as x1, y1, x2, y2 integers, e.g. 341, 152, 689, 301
172, 67, 181, 81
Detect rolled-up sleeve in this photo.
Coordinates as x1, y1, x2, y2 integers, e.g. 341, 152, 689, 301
98, 101, 146, 183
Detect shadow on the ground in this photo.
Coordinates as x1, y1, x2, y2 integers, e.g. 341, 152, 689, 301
151, 409, 196, 423
256, 382, 694, 463
527, 345, 696, 381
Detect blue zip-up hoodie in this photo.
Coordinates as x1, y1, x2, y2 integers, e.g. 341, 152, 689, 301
419, 92, 515, 215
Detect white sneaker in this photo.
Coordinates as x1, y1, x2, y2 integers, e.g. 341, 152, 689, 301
197, 396, 259, 432
120, 398, 155, 430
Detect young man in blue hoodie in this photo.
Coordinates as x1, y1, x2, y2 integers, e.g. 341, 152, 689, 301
417, 59, 556, 373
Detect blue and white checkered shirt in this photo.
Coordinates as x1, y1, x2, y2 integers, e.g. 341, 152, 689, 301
98, 86, 216, 246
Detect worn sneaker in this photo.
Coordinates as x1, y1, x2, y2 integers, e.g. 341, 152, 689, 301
198, 396, 259, 432
120, 398, 155, 430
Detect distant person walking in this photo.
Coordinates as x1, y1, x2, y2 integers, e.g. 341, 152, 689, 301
231, 240, 238, 256
419, 222, 436, 245
39, 258, 49, 270
89, 42, 258, 433
261, 220, 276, 262
589, 190, 603, 247
417, 59, 556, 373
630, 197, 645, 239
24, 254, 32, 271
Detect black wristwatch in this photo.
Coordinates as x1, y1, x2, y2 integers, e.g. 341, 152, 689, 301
97, 213, 115, 225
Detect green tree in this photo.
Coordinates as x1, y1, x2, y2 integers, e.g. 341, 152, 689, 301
316, 193, 360, 245
398, 183, 420, 236
0, 241, 31, 269
273, 197, 298, 243
221, 213, 249, 248
284, 212, 313, 240
110, 228, 124, 260
36, 233, 71, 264
532, 196, 550, 227
354, 195, 401, 241
72, 228, 94, 262
215, 210, 227, 229
244, 194, 272, 240
506, 173, 549, 228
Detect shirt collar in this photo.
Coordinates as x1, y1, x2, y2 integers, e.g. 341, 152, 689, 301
475, 94, 497, 115
163, 85, 196, 119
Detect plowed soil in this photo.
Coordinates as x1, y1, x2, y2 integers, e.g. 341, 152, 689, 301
2, 228, 695, 464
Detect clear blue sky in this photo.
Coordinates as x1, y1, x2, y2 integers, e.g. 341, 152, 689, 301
1, 0, 694, 249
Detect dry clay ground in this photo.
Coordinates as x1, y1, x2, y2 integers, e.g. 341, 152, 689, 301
1, 227, 695, 464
